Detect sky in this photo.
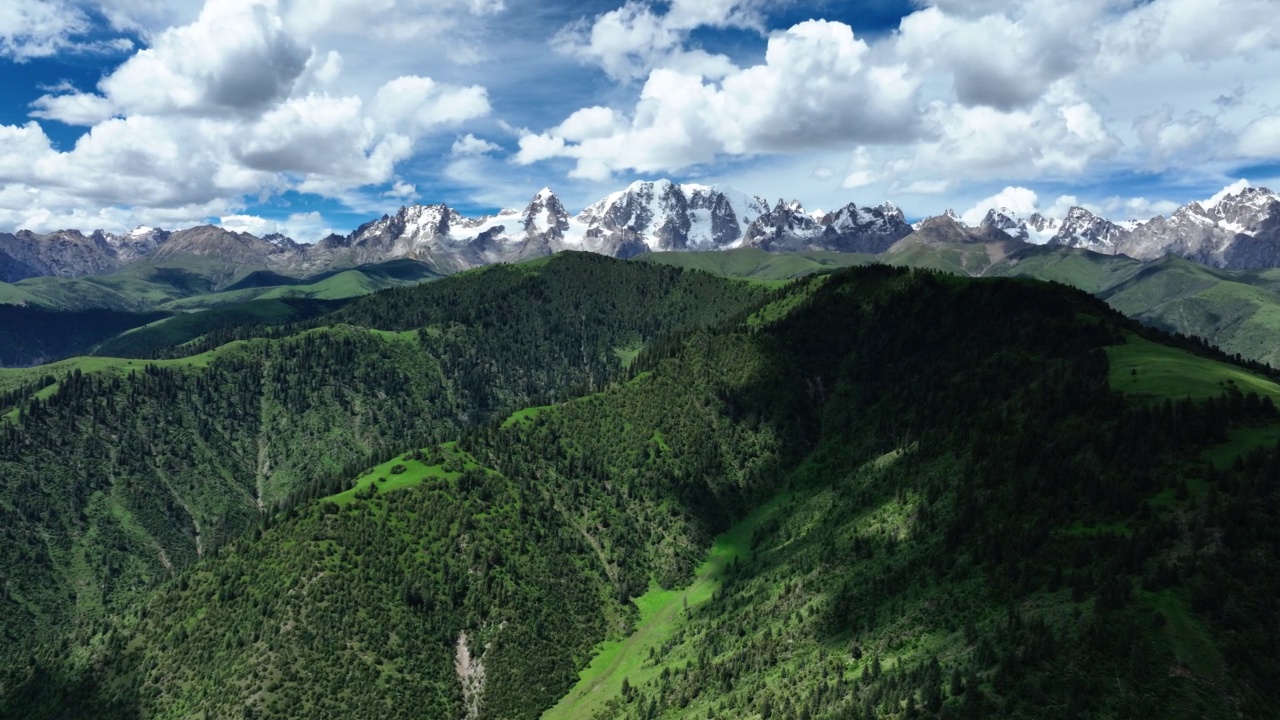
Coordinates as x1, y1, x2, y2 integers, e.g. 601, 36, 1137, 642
1, 0, 1279, 241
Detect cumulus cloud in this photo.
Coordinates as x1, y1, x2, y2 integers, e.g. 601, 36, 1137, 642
1133, 107, 1227, 169
895, 1, 1102, 110
1238, 116, 1280, 158
370, 76, 490, 136
960, 186, 1040, 225
0, 0, 88, 60
554, 0, 766, 81
1097, 0, 1280, 70
29, 91, 118, 126
1203, 179, 1252, 207
450, 134, 500, 157
519, 20, 920, 180
2, 0, 495, 234
219, 210, 336, 242
98, 0, 310, 115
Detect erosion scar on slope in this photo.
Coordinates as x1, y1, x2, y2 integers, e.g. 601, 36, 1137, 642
456, 630, 486, 720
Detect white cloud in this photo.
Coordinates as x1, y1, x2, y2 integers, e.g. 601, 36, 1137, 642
519, 20, 921, 180
384, 181, 418, 200
370, 76, 490, 136
1097, 0, 1280, 71
553, 0, 766, 81
0, 0, 89, 60
1, 0, 496, 233
896, 179, 950, 195
895, 1, 1101, 110
99, 0, 310, 115
1203, 179, 1252, 207
450, 134, 500, 157
1239, 116, 1280, 158
219, 210, 335, 242
961, 186, 1040, 225
28, 91, 117, 126
1133, 106, 1226, 169
1097, 195, 1181, 221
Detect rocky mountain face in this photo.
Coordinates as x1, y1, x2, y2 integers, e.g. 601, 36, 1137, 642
980, 208, 1061, 244
3, 182, 1279, 285
1114, 187, 1280, 267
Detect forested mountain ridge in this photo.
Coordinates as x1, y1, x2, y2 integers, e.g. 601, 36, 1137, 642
0, 254, 772, 716
642, 246, 1280, 370
1, 257, 1276, 719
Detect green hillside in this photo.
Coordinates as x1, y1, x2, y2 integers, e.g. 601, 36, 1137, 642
636, 247, 873, 280
0, 259, 445, 366
2, 258, 1277, 720
641, 246, 1280, 370
91, 297, 348, 358
986, 245, 1145, 294
161, 259, 443, 312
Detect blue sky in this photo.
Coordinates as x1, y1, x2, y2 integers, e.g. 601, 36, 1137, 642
1, 0, 1278, 240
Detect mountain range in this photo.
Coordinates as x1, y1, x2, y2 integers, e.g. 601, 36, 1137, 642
2, 181, 1278, 286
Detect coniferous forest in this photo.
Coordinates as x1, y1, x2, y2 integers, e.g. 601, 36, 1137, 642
1, 253, 1278, 719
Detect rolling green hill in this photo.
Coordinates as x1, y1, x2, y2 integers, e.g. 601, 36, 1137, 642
160, 258, 444, 312
90, 297, 349, 358
0, 259, 445, 366
2, 259, 1277, 720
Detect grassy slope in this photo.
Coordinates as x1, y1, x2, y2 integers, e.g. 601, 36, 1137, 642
1107, 333, 1280, 470
91, 297, 347, 358
1102, 258, 1280, 368
544, 495, 784, 720
1106, 334, 1280, 403
987, 246, 1145, 294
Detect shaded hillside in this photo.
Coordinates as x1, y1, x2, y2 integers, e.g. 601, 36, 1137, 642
0, 306, 170, 366
644, 244, 1280, 369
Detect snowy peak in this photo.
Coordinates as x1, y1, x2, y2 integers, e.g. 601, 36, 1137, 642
977, 208, 1061, 244
1202, 186, 1278, 236
522, 188, 570, 236
13, 178, 1280, 285
1050, 207, 1129, 251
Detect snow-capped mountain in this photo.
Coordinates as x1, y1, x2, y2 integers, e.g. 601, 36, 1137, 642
1048, 207, 1131, 253
1114, 186, 1280, 267
301, 180, 907, 274
4, 181, 1280, 286
978, 208, 1061, 244
912, 183, 1280, 270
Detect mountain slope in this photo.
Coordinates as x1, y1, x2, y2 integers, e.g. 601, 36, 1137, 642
0, 255, 773, 718
4, 263, 1278, 719
646, 241, 1280, 370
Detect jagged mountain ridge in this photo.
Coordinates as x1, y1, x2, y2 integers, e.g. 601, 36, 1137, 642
3, 182, 1279, 286
975, 185, 1280, 268
0, 180, 911, 284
